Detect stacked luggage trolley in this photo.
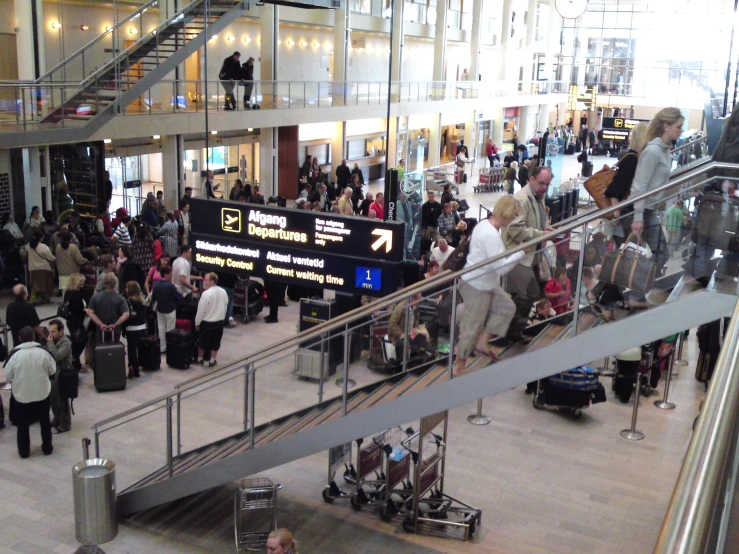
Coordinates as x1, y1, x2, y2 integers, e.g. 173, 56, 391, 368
321, 412, 481, 542
473, 167, 506, 193
234, 477, 282, 552
423, 165, 460, 195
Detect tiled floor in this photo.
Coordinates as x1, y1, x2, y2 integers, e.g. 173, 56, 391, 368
0, 153, 706, 554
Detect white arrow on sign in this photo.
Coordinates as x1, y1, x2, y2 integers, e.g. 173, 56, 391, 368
371, 228, 393, 253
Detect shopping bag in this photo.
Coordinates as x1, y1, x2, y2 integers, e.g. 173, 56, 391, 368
582, 153, 636, 218
599, 234, 656, 293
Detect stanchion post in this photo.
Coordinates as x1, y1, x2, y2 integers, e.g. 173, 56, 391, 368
621, 375, 645, 440
467, 398, 491, 425
655, 350, 677, 410
674, 331, 688, 367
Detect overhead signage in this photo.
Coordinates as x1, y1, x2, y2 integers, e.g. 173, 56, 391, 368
601, 117, 650, 142
567, 85, 597, 111
190, 234, 397, 295
190, 198, 406, 263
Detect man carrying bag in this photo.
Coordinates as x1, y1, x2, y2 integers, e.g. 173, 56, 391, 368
46, 319, 76, 434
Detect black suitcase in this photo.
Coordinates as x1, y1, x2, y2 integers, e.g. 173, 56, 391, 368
139, 336, 161, 371
146, 308, 157, 336
566, 144, 575, 155
247, 280, 265, 317
94, 331, 127, 392
575, 137, 582, 153
166, 329, 193, 369
581, 161, 593, 177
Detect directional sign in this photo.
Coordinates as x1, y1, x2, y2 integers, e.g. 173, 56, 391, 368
190, 233, 398, 295
190, 198, 406, 263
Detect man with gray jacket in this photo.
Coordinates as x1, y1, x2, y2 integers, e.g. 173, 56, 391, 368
46, 319, 73, 434
502, 166, 554, 342
4, 326, 57, 458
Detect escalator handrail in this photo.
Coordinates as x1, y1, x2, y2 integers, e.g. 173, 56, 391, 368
91, 160, 737, 431
654, 298, 739, 553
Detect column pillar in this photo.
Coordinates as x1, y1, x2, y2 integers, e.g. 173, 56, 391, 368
465, 111, 476, 158
15, 0, 45, 81
331, 121, 345, 178
427, 114, 442, 168
259, 5, 279, 196
390, 0, 404, 82
432, 0, 448, 82
469, 0, 483, 82
537, 104, 550, 134
161, 135, 183, 210
524, 0, 538, 82
386, 117, 399, 168
544, 1, 560, 85
498, 0, 511, 82
332, 6, 349, 105
492, 108, 505, 145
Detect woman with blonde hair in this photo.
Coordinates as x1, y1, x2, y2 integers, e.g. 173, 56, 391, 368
626, 107, 683, 273
63, 273, 88, 371
453, 195, 526, 376
266, 528, 298, 554
603, 121, 650, 245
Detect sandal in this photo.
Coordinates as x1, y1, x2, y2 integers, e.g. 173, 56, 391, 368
474, 347, 500, 362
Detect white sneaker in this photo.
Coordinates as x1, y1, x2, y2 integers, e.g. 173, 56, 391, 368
228, 317, 236, 328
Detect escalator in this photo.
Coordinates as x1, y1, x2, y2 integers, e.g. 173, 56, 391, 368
90, 160, 739, 515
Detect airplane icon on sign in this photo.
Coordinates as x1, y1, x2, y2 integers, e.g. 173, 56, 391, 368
221, 208, 241, 233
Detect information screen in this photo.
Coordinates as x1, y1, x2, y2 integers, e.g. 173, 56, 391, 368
355, 266, 382, 291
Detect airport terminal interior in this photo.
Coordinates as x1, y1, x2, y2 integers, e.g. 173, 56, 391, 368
0, 0, 738, 552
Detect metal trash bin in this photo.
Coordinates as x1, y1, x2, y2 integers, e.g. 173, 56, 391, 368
73, 458, 118, 545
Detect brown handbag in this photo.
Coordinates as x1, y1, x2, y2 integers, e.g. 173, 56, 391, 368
599, 234, 656, 294
582, 153, 637, 219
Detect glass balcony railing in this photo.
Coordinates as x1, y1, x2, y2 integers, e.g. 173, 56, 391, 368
0, 79, 568, 133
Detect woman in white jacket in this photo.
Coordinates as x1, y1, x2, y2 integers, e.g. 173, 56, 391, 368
453, 195, 525, 376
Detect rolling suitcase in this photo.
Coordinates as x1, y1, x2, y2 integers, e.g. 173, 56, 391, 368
176, 298, 199, 321
138, 336, 161, 371
247, 280, 265, 318
94, 331, 127, 392
166, 329, 193, 369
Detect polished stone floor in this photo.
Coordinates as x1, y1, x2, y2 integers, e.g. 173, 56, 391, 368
0, 153, 707, 554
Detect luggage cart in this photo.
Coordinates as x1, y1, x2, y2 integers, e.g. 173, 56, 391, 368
321, 442, 354, 503
474, 167, 505, 193
400, 412, 481, 541
234, 477, 282, 552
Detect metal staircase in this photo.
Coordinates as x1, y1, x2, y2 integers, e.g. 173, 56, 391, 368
14, 0, 337, 145
90, 161, 739, 516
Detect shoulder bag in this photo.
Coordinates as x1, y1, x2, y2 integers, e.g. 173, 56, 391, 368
582, 153, 637, 217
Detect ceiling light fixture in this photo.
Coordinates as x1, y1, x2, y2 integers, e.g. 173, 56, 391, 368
103, 139, 112, 144
286, 39, 294, 46
152, 135, 161, 139
227, 35, 234, 41
51, 22, 61, 29
129, 27, 138, 34
211, 130, 218, 135
105, 26, 112, 32
300, 40, 307, 47
80, 25, 89, 31
244, 36, 251, 43
211, 34, 217, 40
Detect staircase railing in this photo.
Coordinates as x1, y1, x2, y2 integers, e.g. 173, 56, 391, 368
91, 160, 739, 492
654, 298, 739, 553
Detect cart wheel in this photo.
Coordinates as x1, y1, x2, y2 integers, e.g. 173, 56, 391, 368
533, 393, 545, 410
349, 495, 363, 511
321, 488, 335, 504
571, 408, 583, 419
379, 506, 393, 522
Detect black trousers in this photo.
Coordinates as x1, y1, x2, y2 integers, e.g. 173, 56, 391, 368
15, 396, 52, 457
126, 329, 146, 369
264, 280, 285, 319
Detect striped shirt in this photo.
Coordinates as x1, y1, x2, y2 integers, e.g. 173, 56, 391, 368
114, 223, 132, 245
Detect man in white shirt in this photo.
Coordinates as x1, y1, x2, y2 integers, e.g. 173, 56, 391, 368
172, 245, 201, 296
195, 272, 229, 367
4, 326, 57, 458
430, 238, 455, 267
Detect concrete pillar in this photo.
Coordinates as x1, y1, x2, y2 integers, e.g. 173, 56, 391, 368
161, 135, 183, 211
426, 113, 442, 168
386, 117, 399, 168
537, 104, 550, 134
390, 0, 404, 82
259, 5, 279, 195
330, 121, 345, 177
432, 0, 448, 82
469, 0, 483, 82
524, 0, 537, 81
544, 1, 560, 84
464, 111, 476, 158
333, 6, 349, 105
492, 107, 505, 145
498, 0, 511, 82
15, 0, 45, 81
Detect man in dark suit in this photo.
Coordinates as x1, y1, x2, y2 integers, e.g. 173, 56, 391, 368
335, 159, 351, 188
218, 51, 242, 111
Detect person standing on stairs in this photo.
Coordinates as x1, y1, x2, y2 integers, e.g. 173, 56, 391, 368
453, 196, 524, 376
219, 51, 242, 111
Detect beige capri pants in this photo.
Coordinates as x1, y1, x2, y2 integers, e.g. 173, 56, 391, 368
456, 279, 516, 359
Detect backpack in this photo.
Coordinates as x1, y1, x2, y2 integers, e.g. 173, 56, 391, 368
443, 236, 471, 272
